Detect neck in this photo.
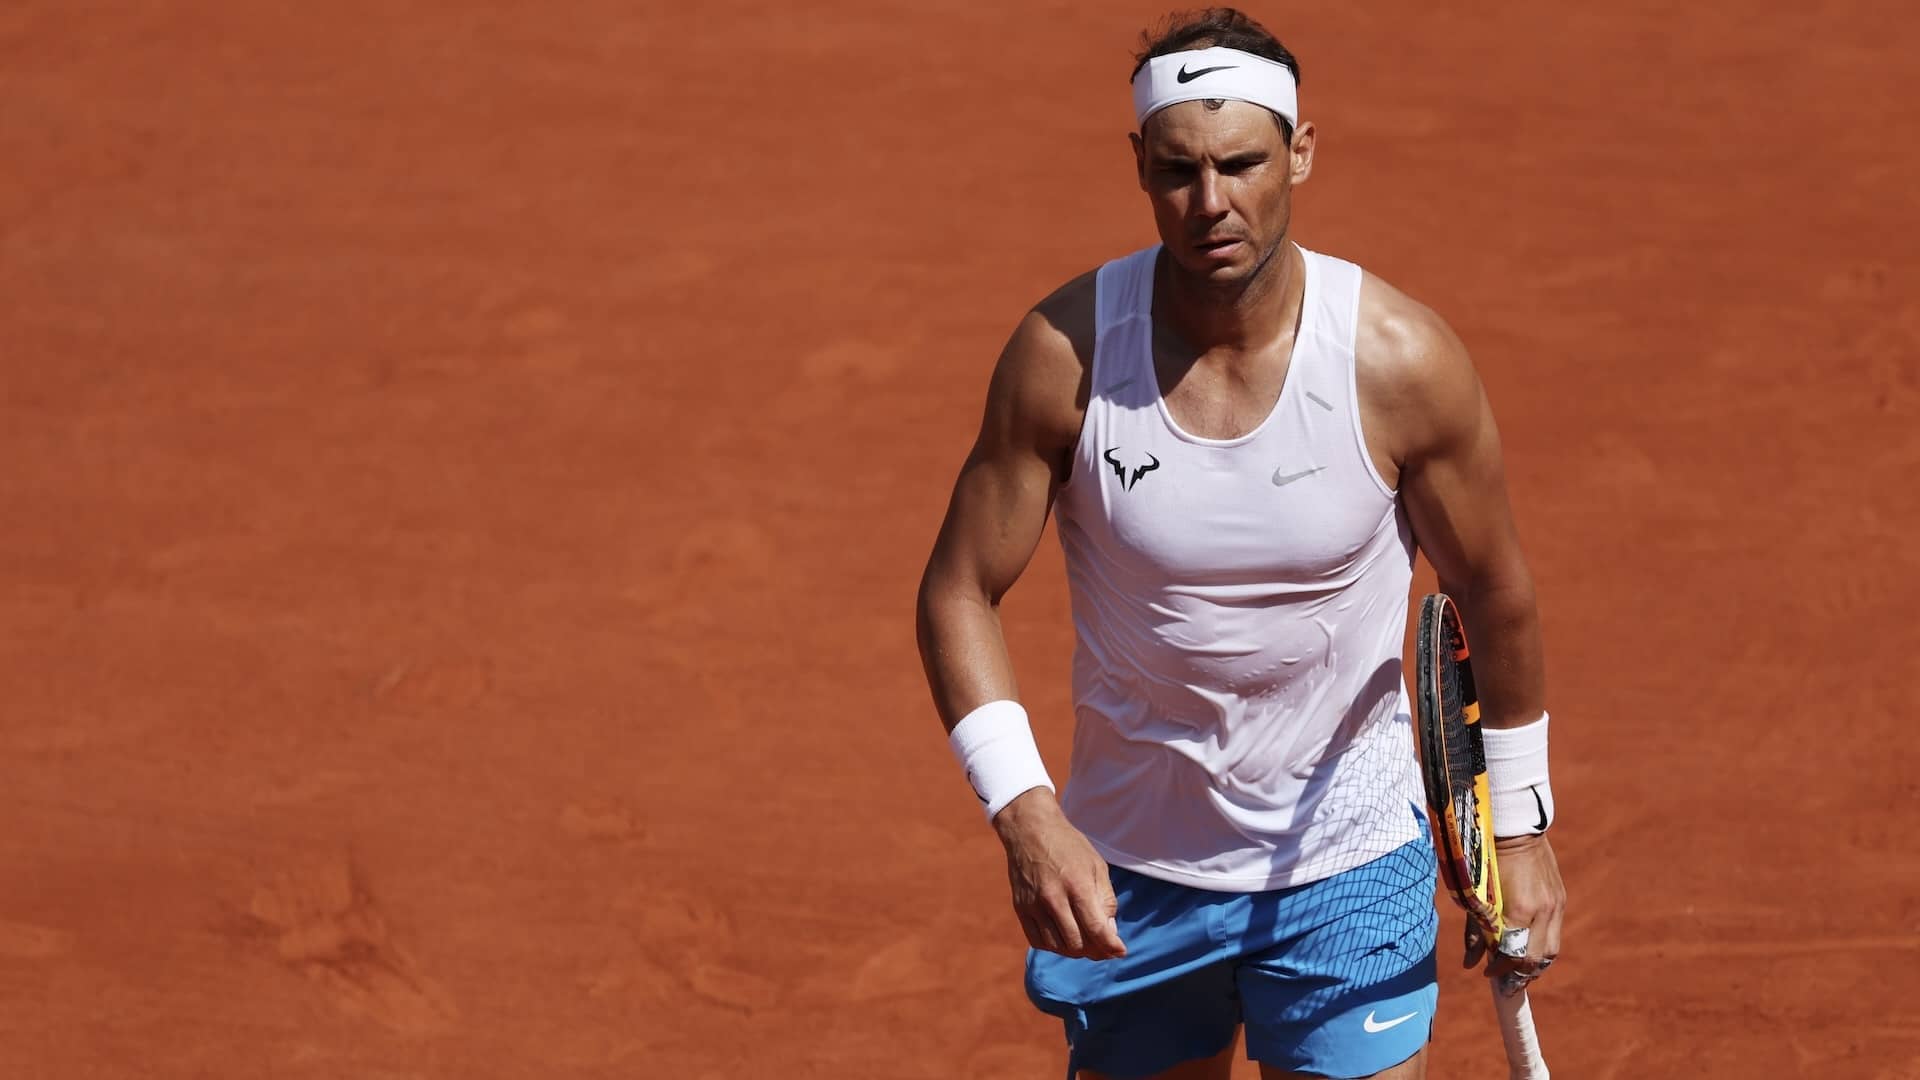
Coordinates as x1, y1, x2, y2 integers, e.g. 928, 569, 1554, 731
1155, 239, 1302, 353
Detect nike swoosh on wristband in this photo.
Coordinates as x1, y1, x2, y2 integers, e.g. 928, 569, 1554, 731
1362, 1009, 1419, 1034
1531, 785, 1548, 832
1176, 63, 1237, 83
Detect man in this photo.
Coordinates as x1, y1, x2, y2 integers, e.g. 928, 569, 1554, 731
915, 9, 1566, 1078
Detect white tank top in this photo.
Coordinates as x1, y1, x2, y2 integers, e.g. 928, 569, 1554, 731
1053, 244, 1423, 892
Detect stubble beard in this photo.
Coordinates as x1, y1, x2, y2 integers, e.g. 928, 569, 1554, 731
1172, 230, 1289, 306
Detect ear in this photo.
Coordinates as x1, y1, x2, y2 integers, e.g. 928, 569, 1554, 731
1289, 120, 1317, 186
1130, 130, 1147, 191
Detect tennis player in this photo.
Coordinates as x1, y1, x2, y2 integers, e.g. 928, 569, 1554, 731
915, 9, 1566, 1078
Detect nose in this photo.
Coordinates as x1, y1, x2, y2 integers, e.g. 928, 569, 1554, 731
1192, 166, 1229, 219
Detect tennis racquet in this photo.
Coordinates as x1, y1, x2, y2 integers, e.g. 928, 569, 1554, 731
1414, 593, 1549, 1080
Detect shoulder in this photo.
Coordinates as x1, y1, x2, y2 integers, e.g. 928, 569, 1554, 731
983, 268, 1099, 453
1016, 267, 1099, 371
1353, 269, 1486, 464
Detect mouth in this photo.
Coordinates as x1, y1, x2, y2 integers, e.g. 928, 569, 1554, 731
1194, 238, 1245, 257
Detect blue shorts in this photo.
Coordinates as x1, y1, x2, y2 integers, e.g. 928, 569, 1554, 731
1025, 832, 1438, 1079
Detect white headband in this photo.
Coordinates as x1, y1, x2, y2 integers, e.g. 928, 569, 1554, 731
1130, 46, 1298, 129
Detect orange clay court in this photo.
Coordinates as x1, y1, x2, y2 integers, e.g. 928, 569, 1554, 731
2, 4, 1916, 1078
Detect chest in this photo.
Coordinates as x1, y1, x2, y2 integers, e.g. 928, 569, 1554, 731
1068, 396, 1392, 584
1153, 340, 1295, 443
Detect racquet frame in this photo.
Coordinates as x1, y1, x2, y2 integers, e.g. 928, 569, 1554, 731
1415, 593, 1549, 1080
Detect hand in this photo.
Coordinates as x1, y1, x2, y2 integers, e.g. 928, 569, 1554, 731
1466, 832, 1565, 993
992, 788, 1128, 960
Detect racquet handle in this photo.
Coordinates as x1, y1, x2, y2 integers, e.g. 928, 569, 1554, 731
1489, 979, 1549, 1079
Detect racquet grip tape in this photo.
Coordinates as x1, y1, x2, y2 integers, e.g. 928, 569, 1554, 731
1490, 980, 1549, 1079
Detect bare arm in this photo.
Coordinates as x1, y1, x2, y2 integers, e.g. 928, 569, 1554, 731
915, 297, 1085, 729
1360, 276, 1564, 981
914, 278, 1125, 961
1367, 299, 1545, 731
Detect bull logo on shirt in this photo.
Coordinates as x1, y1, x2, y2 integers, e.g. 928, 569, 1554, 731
1103, 447, 1161, 491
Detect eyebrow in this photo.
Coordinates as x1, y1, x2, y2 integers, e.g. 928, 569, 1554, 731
1153, 150, 1269, 166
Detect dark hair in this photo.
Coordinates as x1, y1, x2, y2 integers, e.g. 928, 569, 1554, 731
1131, 8, 1300, 142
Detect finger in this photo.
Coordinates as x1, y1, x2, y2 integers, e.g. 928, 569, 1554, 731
1032, 914, 1067, 956
1486, 924, 1533, 977
1071, 878, 1127, 959
1486, 927, 1534, 998
1015, 909, 1048, 951
1015, 896, 1068, 955
1099, 869, 1128, 957
1462, 922, 1487, 969
1493, 969, 1532, 998
1041, 893, 1086, 957
1540, 898, 1564, 964
1492, 912, 1565, 985
1097, 866, 1120, 921
1529, 900, 1564, 979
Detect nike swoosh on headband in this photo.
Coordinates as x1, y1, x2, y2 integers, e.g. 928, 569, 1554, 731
1175, 63, 1237, 83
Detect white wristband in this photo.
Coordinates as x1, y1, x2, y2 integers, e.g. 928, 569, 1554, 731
948, 700, 1055, 820
1483, 711, 1554, 838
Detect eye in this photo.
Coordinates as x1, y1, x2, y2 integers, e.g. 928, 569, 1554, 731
1219, 159, 1265, 176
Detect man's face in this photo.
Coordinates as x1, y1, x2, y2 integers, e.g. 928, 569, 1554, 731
1131, 100, 1314, 284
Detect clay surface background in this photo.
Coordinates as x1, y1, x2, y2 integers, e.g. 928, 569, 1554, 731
4, 4, 1916, 1077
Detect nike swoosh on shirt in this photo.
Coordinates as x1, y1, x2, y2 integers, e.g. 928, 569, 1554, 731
1362, 1009, 1420, 1034
1271, 465, 1326, 487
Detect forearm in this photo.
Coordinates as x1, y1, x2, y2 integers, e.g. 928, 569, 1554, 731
1443, 562, 1546, 729
917, 575, 1063, 825
915, 577, 1023, 733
